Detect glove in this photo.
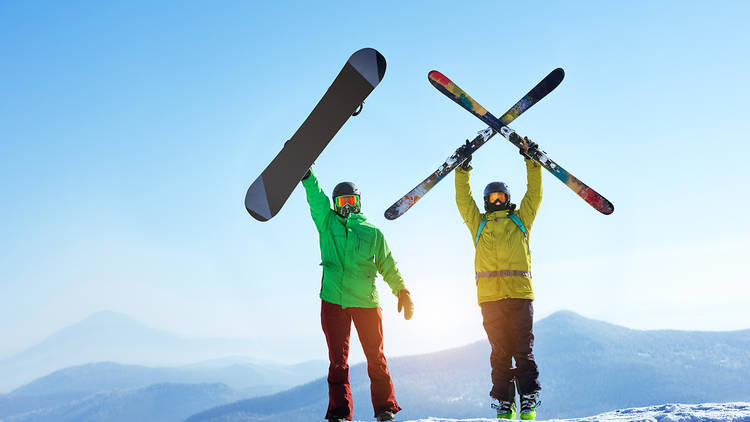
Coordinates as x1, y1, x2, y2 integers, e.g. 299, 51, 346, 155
459, 154, 472, 170
455, 139, 473, 158
397, 289, 414, 320
455, 139, 473, 170
301, 168, 311, 181
519, 136, 538, 159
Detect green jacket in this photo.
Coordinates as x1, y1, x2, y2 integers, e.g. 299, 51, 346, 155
302, 169, 405, 308
455, 159, 542, 304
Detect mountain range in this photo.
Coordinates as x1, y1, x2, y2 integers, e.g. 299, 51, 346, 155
2, 310, 749, 422
0, 311, 327, 422
186, 311, 750, 421
0, 359, 328, 420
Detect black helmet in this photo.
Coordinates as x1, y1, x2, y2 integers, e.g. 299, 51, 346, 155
332, 182, 361, 218
483, 182, 512, 212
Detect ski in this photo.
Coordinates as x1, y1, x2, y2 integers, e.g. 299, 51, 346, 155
245, 48, 386, 221
384, 68, 564, 220
428, 70, 614, 215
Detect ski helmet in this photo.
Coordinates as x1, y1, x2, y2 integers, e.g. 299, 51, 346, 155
332, 182, 361, 218
483, 182, 512, 212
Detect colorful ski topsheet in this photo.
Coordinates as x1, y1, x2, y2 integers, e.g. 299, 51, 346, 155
384, 128, 496, 220
431, 70, 614, 215
384, 69, 565, 220
500, 127, 615, 215
428, 68, 564, 128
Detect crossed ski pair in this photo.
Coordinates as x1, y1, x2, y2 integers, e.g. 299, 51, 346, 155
244, 48, 614, 222
384, 68, 614, 219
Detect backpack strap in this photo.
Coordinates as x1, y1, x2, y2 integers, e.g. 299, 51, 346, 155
508, 213, 528, 241
474, 217, 487, 246
475, 214, 528, 246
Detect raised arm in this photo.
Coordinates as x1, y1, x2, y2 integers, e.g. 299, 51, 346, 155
301, 168, 331, 232
517, 158, 543, 231
455, 166, 482, 239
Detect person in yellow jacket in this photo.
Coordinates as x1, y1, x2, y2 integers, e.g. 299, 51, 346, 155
454, 140, 542, 420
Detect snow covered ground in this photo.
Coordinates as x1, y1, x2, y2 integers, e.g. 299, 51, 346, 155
395, 402, 750, 422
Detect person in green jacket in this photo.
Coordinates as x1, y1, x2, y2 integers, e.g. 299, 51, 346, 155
454, 140, 543, 420
301, 167, 414, 422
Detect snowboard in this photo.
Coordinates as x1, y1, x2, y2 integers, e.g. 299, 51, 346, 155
428, 70, 614, 215
245, 48, 386, 221
384, 68, 564, 220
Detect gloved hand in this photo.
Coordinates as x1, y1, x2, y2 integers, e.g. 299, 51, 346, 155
459, 154, 472, 170
455, 139, 472, 158
519, 136, 538, 159
397, 289, 414, 320
301, 168, 311, 181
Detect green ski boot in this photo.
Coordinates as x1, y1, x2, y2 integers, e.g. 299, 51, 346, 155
520, 391, 540, 420
492, 400, 516, 419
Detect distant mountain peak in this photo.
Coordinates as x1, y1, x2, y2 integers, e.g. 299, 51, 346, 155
75, 310, 152, 329
543, 309, 598, 323
539, 310, 631, 333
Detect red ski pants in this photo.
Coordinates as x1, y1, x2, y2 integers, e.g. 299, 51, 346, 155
321, 300, 401, 420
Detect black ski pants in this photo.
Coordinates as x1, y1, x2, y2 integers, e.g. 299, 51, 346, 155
480, 298, 541, 401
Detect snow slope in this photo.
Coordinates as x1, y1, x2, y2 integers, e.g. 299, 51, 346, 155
399, 402, 750, 422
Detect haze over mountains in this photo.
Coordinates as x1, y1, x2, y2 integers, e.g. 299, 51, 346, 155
0, 311, 324, 393
2, 310, 748, 422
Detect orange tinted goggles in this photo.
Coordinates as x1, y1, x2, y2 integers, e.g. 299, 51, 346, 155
488, 192, 507, 203
335, 195, 359, 207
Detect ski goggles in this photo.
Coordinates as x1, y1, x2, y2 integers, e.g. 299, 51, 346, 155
488, 192, 507, 203
335, 195, 360, 207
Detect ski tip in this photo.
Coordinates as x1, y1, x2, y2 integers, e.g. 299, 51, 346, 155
600, 202, 615, 215
542, 68, 565, 92
349, 48, 387, 88
428, 70, 448, 83
428, 70, 455, 93
384, 208, 399, 220
591, 196, 614, 215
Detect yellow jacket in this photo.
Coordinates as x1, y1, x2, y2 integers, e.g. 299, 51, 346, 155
455, 159, 542, 304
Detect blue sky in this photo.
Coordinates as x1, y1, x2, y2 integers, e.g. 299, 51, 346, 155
2, 1, 749, 364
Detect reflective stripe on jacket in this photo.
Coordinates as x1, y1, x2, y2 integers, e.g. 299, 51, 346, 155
302, 169, 405, 308
455, 159, 542, 304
